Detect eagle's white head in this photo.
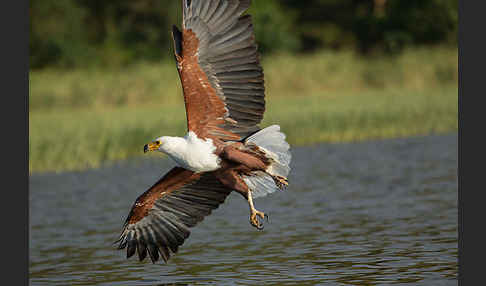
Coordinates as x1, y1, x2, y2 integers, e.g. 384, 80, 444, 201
143, 132, 221, 173
143, 136, 182, 155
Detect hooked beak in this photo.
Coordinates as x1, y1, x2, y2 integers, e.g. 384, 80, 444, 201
144, 141, 161, 153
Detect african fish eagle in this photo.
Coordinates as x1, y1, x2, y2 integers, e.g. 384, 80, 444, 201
116, 0, 292, 264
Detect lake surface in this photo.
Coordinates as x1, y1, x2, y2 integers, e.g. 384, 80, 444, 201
30, 134, 458, 285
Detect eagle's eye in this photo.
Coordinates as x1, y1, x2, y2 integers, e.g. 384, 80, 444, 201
156, 140, 161, 145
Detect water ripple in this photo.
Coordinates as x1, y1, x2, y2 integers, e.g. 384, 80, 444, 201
30, 134, 458, 285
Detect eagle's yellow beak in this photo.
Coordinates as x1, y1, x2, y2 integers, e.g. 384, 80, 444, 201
144, 141, 161, 153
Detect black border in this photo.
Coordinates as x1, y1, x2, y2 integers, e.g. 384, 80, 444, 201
2, 0, 29, 284
458, 0, 484, 285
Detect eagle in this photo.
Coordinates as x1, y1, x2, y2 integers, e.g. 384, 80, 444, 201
116, 0, 291, 264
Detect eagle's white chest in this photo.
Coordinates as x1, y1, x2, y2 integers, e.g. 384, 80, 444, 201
163, 132, 221, 173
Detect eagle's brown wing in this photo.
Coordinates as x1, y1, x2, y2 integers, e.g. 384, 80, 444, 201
116, 167, 232, 263
172, 0, 265, 142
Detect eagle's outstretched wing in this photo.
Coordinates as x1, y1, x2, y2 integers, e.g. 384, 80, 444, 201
116, 167, 232, 263
173, 0, 265, 142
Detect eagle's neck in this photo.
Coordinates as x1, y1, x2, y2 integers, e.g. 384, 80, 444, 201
161, 132, 221, 173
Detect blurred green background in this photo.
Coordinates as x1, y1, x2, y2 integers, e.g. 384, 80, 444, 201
29, 0, 458, 173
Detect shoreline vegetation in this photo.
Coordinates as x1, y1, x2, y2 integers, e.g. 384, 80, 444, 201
29, 47, 458, 173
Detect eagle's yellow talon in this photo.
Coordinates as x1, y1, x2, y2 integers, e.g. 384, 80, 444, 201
273, 175, 288, 189
250, 210, 266, 230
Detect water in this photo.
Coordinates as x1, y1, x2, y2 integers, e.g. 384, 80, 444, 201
30, 134, 458, 285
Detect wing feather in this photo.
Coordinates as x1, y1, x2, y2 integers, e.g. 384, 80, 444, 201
174, 0, 265, 142
137, 239, 148, 261
116, 167, 232, 264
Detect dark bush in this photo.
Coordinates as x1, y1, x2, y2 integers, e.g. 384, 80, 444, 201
29, 0, 458, 69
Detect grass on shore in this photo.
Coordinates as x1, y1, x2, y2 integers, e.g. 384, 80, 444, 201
29, 47, 458, 173
29, 46, 457, 112
29, 86, 457, 173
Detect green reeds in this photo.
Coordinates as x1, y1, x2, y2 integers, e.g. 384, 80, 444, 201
29, 47, 458, 173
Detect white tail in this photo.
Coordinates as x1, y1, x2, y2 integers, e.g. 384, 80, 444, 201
241, 125, 291, 198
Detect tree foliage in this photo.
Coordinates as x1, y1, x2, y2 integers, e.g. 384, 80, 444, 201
30, 0, 457, 69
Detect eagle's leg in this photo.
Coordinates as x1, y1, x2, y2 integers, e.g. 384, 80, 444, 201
247, 190, 268, 230
215, 165, 267, 230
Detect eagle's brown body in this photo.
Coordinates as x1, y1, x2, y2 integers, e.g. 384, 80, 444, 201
116, 0, 291, 264
215, 141, 271, 194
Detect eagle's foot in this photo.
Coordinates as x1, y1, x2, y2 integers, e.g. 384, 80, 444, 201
272, 175, 288, 190
250, 210, 268, 230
